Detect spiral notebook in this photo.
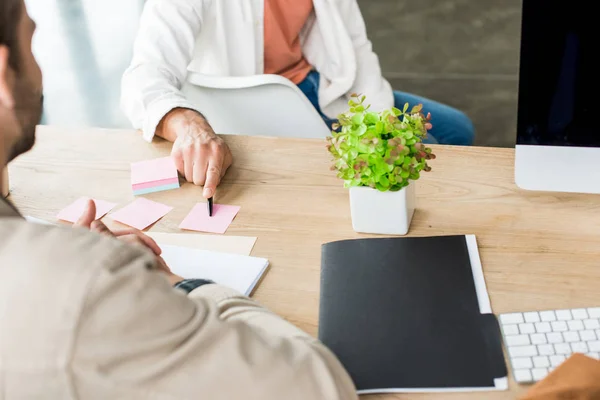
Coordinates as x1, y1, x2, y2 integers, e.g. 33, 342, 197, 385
318, 235, 508, 394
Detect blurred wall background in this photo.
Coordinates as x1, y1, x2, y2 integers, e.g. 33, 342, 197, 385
26, 0, 522, 147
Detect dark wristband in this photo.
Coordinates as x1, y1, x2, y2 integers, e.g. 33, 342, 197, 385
173, 279, 214, 294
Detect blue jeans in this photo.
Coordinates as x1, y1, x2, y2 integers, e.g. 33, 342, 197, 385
297, 71, 475, 146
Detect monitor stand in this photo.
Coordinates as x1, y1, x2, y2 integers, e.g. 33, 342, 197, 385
515, 144, 600, 194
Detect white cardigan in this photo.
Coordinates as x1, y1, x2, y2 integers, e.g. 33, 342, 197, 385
121, 0, 393, 142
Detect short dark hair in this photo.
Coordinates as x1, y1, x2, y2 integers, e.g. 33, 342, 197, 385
0, 0, 22, 69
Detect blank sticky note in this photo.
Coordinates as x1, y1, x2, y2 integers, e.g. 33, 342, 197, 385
179, 203, 241, 234
57, 197, 117, 223
109, 198, 173, 230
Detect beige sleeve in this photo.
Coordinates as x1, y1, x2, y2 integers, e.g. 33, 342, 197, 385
72, 248, 357, 400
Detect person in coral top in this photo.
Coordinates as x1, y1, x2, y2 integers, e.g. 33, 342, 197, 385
122, 0, 475, 199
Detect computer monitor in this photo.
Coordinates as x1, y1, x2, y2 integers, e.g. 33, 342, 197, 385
515, 0, 600, 194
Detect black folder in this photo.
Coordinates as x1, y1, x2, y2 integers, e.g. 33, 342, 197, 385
318, 235, 507, 393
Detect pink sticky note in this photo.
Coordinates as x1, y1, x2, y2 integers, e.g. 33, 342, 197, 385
179, 203, 241, 234
109, 198, 173, 230
57, 197, 117, 223
131, 156, 178, 186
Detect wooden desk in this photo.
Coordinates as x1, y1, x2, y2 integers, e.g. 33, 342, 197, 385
9, 126, 600, 399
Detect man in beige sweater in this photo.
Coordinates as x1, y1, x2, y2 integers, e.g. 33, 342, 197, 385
0, 1, 357, 398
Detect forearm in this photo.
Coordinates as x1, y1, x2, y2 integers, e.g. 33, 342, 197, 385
189, 284, 358, 398
76, 252, 356, 399
120, 0, 204, 140
155, 107, 209, 142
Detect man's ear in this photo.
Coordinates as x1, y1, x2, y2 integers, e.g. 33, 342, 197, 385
0, 45, 14, 109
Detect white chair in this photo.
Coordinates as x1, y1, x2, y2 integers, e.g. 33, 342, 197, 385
181, 72, 331, 139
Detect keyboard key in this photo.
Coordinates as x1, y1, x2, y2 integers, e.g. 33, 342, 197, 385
571, 308, 588, 319
506, 334, 531, 346
514, 369, 532, 383
588, 307, 600, 318
512, 357, 533, 369
519, 323, 535, 334
502, 324, 519, 336
584, 319, 600, 330
549, 355, 566, 367
567, 320, 584, 331
509, 345, 538, 358
540, 310, 556, 321
556, 309, 572, 321
538, 344, 555, 356
587, 352, 599, 360
532, 368, 548, 381
524, 312, 540, 323
554, 343, 571, 355
588, 341, 600, 352
530, 333, 547, 345
532, 356, 550, 368
580, 330, 597, 341
535, 322, 551, 333
551, 321, 568, 332
501, 313, 524, 324
571, 342, 588, 353
547, 332, 563, 344
563, 331, 580, 342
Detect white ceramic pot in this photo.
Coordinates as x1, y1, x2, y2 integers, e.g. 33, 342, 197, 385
349, 183, 415, 235
1, 167, 8, 198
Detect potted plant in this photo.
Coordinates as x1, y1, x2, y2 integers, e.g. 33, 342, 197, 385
326, 94, 436, 235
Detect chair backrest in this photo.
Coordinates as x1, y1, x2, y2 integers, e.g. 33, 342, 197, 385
181, 73, 332, 139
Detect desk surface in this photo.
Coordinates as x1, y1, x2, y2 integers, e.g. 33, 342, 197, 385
9, 126, 600, 399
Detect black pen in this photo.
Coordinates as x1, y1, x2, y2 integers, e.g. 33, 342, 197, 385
207, 197, 213, 217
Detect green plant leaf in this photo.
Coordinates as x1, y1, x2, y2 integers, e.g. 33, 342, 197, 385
403, 102, 409, 113
356, 124, 367, 136
351, 112, 365, 125
375, 182, 389, 191
410, 104, 423, 114
365, 112, 379, 125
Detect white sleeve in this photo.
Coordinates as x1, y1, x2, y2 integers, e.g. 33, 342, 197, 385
120, 0, 205, 142
338, 0, 394, 112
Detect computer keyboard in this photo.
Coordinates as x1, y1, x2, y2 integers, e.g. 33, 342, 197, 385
499, 307, 600, 383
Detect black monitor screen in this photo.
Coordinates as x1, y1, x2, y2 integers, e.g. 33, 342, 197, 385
517, 1, 600, 147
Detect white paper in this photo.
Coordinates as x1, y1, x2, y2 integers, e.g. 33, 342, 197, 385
357, 234, 508, 394
466, 234, 492, 314
158, 244, 269, 296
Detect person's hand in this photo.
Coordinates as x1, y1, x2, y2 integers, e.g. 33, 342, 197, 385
156, 108, 232, 199
73, 200, 183, 285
